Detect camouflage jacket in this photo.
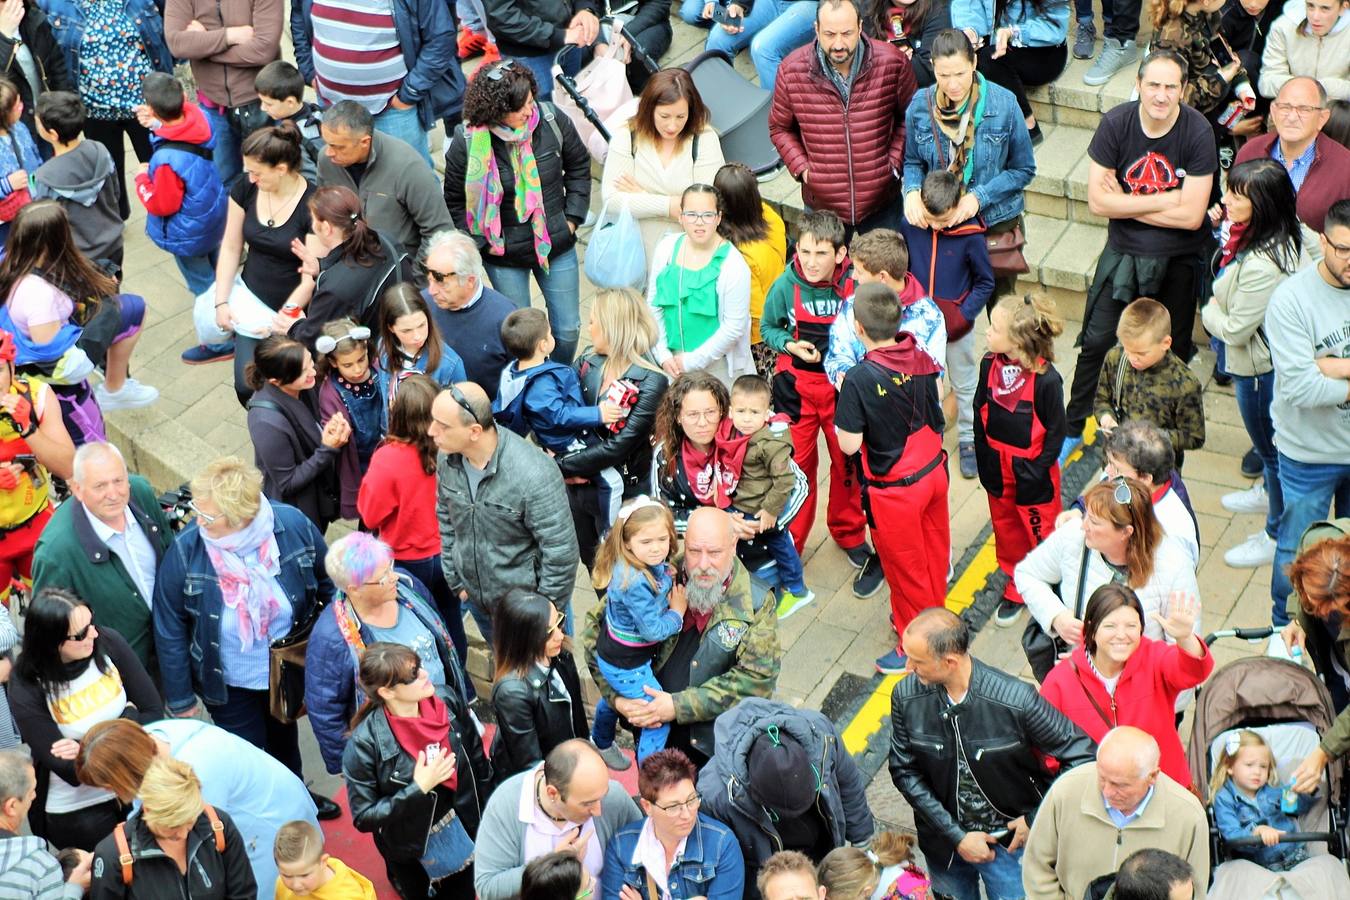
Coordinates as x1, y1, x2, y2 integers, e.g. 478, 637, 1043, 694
1094, 345, 1206, 453
1153, 12, 1249, 115
582, 556, 780, 758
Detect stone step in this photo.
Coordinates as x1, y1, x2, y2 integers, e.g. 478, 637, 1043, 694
1026, 122, 1104, 226
1026, 42, 1141, 131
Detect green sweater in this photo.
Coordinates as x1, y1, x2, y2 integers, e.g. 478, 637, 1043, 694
29, 475, 173, 670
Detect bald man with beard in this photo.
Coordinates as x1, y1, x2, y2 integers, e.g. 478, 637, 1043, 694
582, 507, 781, 766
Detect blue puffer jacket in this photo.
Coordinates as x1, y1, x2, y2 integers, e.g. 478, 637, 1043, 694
950, 0, 1069, 47
144, 112, 228, 256
602, 813, 746, 900
153, 502, 335, 712
304, 572, 471, 775
290, 0, 464, 130
902, 76, 1036, 229
35, 0, 172, 81
493, 359, 603, 455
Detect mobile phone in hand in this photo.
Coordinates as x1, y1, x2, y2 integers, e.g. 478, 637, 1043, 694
711, 4, 742, 26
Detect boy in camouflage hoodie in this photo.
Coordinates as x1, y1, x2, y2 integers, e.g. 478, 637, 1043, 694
1095, 298, 1205, 466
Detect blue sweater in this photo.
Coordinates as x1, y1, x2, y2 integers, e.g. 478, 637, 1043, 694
426, 286, 516, 402
1212, 779, 1313, 869
900, 216, 996, 324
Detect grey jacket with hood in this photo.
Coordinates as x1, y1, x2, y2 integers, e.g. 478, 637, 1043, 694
436, 425, 579, 612
696, 698, 874, 893
32, 140, 123, 266
0, 831, 82, 899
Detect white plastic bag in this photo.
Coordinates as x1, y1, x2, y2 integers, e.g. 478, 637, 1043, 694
584, 200, 646, 289
193, 289, 231, 346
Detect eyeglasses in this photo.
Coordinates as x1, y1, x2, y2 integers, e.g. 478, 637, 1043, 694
362, 566, 397, 588
1326, 238, 1350, 260
66, 615, 94, 643
425, 267, 461, 285
449, 384, 484, 427
1271, 101, 1323, 118
679, 409, 721, 425
188, 500, 220, 525
315, 326, 372, 355
679, 211, 719, 224
1112, 478, 1133, 506
651, 791, 701, 814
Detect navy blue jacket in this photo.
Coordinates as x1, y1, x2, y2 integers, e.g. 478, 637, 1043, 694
305, 572, 470, 775
493, 359, 603, 455
290, 0, 463, 130
153, 502, 334, 712
900, 215, 996, 324
36, 0, 173, 83
601, 814, 746, 900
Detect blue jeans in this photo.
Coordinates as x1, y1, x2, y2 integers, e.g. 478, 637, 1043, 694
729, 505, 805, 592
510, 53, 559, 101
679, 0, 798, 58
485, 247, 581, 362
175, 252, 218, 296
1234, 371, 1282, 539
457, 0, 488, 34
201, 104, 243, 188
926, 844, 1025, 900
1271, 453, 1350, 626
591, 656, 670, 762
373, 104, 432, 167
399, 555, 472, 698
748, 1, 816, 91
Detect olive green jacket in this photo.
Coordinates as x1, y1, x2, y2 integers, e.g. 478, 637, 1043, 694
1288, 518, 1350, 758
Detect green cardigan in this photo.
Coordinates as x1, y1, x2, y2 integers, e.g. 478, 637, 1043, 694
29, 475, 173, 669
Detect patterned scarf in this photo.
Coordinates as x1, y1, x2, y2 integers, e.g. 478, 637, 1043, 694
464, 105, 552, 272
931, 73, 985, 186
680, 418, 752, 508
201, 495, 286, 651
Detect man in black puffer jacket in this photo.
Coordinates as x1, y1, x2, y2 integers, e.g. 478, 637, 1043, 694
888, 607, 1096, 900
698, 697, 874, 898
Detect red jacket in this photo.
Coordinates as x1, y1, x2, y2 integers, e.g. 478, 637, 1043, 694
769, 37, 915, 226
1040, 637, 1213, 788
356, 439, 440, 559
1234, 132, 1350, 235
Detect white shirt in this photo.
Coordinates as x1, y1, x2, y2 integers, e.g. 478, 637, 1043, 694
632, 817, 688, 900
83, 504, 158, 606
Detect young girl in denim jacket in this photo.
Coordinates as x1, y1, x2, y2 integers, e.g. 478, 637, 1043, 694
316, 318, 387, 520
1210, 729, 1313, 871
588, 498, 687, 765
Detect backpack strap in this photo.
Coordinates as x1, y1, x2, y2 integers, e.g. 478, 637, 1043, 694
203, 803, 226, 853
539, 101, 563, 149
113, 822, 134, 886
246, 397, 281, 414
155, 139, 214, 162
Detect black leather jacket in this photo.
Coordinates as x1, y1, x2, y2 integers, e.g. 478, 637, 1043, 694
888, 658, 1096, 862
557, 355, 669, 496
342, 686, 494, 862
489, 650, 589, 779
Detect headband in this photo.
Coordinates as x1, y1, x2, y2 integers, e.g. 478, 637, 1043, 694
617, 495, 662, 522
316, 325, 372, 355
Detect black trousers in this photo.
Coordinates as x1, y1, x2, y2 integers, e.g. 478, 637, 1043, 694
386, 856, 474, 899
83, 117, 153, 221
45, 798, 124, 852
1102, 0, 1143, 40
976, 43, 1069, 119
1065, 251, 1204, 432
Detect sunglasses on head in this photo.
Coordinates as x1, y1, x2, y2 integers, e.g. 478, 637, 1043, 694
449, 384, 483, 426
1112, 477, 1133, 506
315, 326, 372, 355
396, 664, 424, 686
482, 60, 513, 82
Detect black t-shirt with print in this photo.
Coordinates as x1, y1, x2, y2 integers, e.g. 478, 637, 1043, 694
1087, 102, 1219, 257
835, 357, 944, 477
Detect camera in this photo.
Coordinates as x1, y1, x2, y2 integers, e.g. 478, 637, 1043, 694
157, 484, 196, 532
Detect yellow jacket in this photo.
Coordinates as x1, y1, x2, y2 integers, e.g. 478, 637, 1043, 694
736, 203, 787, 344
275, 859, 377, 900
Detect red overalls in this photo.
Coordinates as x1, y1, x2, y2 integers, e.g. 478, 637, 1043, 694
978, 362, 1061, 604
773, 282, 867, 554
0, 377, 53, 606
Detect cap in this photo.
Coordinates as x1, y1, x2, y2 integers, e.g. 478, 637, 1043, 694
746, 727, 817, 816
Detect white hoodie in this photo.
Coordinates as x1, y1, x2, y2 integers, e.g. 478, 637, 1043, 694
1259, 0, 1350, 99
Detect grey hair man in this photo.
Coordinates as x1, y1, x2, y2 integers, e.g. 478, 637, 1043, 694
317, 101, 452, 263
1022, 726, 1210, 900
423, 230, 516, 401
29, 442, 173, 668
0, 747, 91, 896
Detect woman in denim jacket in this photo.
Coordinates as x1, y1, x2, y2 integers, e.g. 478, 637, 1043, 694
902, 28, 1036, 293
152, 455, 338, 817
601, 749, 744, 900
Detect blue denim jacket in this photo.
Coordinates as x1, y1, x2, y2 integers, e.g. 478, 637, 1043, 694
604, 561, 681, 646
153, 502, 334, 711
950, 0, 1069, 47
1212, 780, 1313, 869
902, 78, 1036, 230
601, 814, 745, 900
35, 0, 172, 82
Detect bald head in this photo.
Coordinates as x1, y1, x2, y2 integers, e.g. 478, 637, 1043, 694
428, 382, 495, 456
542, 739, 611, 824
1274, 77, 1330, 144
905, 608, 969, 657
1097, 727, 1161, 815
684, 508, 736, 608
687, 507, 735, 546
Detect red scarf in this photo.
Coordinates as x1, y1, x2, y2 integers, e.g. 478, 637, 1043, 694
988, 353, 1034, 413
384, 695, 458, 790
863, 332, 943, 376
791, 254, 853, 301
680, 418, 752, 508
1219, 220, 1249, 269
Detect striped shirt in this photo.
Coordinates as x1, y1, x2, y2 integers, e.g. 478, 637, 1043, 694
310, 0, 409, 113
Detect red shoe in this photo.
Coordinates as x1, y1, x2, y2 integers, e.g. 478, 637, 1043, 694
458, 25, 488, 59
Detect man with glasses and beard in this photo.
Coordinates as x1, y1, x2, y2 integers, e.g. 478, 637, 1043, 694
582, 506, 780, 767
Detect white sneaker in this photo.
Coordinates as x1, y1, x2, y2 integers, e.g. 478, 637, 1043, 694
1224, 531, 1276, 568
1267, 631, 1295, 660
95, 378, 159, 410
1222, 481, 1268, 514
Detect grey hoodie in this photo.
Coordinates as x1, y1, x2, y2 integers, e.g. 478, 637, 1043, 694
32, 141, 123, 267
1268, 264, 1350, 464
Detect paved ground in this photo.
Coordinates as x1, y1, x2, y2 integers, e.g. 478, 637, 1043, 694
92, 15, 1278, 880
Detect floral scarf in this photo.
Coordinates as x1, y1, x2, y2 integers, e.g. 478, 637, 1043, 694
931, 73, 986, 186
202, 495, 286, 651
464, 105, 552, 272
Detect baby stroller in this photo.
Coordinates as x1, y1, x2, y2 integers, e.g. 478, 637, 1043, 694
1185, 628, 1350, 899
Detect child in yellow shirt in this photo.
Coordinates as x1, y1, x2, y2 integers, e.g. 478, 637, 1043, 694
274, 820, 377, 900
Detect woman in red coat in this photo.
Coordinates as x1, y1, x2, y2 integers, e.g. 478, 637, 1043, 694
1041, 583, 1213, 787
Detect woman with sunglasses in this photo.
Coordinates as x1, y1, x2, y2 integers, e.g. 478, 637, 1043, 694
152, 455, 341, 819
646, 184, 753, 388
1014, 477, 1202, 682
306, 532, 471, 781
343, 641, 492, 900
444, 61, 591, 363
489, 590, 589, 779
282, 186, 414, 351
602, 748, 744, 900
10, 586, 163, 849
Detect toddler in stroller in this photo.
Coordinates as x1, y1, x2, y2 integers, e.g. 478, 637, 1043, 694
1210, 729, 1314, 872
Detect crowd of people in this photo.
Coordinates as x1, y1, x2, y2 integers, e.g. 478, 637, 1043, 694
1, 0, 1350, 895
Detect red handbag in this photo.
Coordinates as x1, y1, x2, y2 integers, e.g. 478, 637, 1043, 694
0, 185, 30, 222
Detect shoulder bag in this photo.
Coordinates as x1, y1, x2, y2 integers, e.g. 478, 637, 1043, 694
269, 602, 323, 724
1021, 542, 1091, 683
